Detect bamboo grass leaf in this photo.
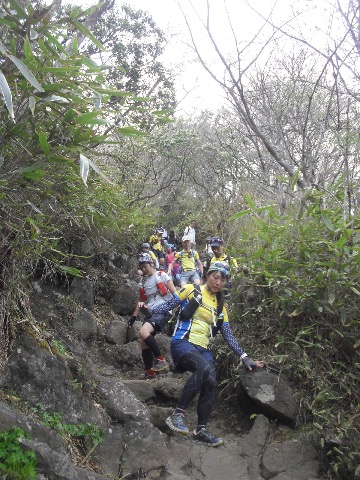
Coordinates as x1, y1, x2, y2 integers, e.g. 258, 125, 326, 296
26, 201, 44, 215
116, 127, 147, 137
44, 95, 69, 103
71, 20, 106, 51
91, 87, 133, 97
75, 111, 107, 125
79, 153, 115, 186
57, 265, 83, 277
79, 153, 89, 186
246, 193, 255, 208
321, 212, 334, 232
82, 2, 105, 17
8, 55, 44, 92
8, 0, 27, 18
228, 208, 252, 220
0, 41, 9, 55
38, 131, 50, 157
0, 70, 15, 122
21, 165, 44, 180
72, 35, 78, 55
29, 96, 35, 115
228, 204, 275, 221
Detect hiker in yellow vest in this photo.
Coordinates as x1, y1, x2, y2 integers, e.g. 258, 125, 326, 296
168, 235, 203, 287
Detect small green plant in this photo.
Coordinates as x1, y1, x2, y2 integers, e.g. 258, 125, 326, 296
0, 427, 37, 480
51, 339, 70, 357
31, 404, 103, 447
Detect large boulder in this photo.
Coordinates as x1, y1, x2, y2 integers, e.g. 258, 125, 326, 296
70, 277, 94, 310
110, 281, 138, 315
20, 439, 110, 480
94, 375, 150, 423
72, 309, 97, 340
238, 366, 298, 423
105, 318, 129, 345
262, 437, 320, 480
0, 335, 107, 427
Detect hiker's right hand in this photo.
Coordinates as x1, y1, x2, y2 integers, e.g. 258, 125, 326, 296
127, 316, 137, 327
242, 357, 259, 371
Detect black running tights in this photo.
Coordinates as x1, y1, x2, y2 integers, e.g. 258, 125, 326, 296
177, 351, 216, 427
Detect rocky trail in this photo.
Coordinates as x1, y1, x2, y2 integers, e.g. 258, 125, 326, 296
0, 254, 323, 480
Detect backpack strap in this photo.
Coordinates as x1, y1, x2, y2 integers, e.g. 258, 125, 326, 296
179, 284, 202, 321
224, 255, 231, 266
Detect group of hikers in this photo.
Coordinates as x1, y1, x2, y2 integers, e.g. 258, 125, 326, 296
127, 220, 264, 447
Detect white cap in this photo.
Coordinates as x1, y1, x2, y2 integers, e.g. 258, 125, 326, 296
182, 235, 191, 242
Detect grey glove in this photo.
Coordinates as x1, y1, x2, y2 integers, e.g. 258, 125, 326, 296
242, 357, 257, 371
127, 316, 137, 327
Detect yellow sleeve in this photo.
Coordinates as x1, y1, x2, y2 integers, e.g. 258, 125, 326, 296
176, 284, 194, 301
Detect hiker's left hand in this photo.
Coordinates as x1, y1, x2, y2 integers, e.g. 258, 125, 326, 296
127, 316, 137, 328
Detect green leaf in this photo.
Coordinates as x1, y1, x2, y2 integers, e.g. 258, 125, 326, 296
74, 111, 100, 123
43, 66, 81, 73
246, 193, 255, 208
82, 2, 105, 17
116, 127, 147, 137
0, 70, 15, 122
8, 0, 27, 18
57, 265, 83, 277
353, 232, 360, 244
24, 36, 34, 60
321, 212, 334, 232
87, 135, 108, 143
9, 55, 44, 92
42, 32, 69, 56
70, 7, 82, 19
21, 165, 44, 181
228, 208, 253, 221
71, 20, 106, 51
0, 18, 19, 29
91, 87, 133, 97
290, 169, 300, 191
81, 57, 99, 68
25, 217, 41, 234
78, 118, 108, 125
42, 83, 68, 92
38, 131, 50, 157
72, 35, 78, 55
151, 108, 174, 115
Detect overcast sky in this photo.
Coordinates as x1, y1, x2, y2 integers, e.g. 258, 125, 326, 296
74, 0, 340, 115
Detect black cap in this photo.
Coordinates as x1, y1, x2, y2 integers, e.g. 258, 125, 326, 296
210, 236, 224, 247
